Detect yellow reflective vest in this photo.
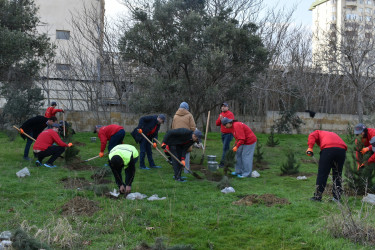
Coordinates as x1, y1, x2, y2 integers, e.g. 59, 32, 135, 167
109, 144, 139, 167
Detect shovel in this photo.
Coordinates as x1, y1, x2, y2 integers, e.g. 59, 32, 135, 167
153, 138, 203, 179
199, 110, 210, 165
82, 154, 106, 163
137, 129, 172, 164
13, 126, 36, 142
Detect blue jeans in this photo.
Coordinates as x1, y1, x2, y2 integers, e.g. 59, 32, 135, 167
220, 133, 233, 164
24, 131, 34, 158
108, 129, 125, 152
235, 142, 256, 177
140, 137, 156, 168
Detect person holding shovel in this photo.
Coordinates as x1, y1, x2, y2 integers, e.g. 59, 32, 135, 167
171, 102, 196, 173
161, 128, 202, 182
221, 118, 257, 178
216, 102, 235, 167
94, 124, 125, 158
131, 114, 166, 170
33, 123, 73, 168
306, 130, 347, 202
44, 101, 64, 118
19, 116, 57, 160
108, 144, 139, 196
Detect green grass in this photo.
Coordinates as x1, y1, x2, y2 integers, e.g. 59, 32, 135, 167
0, 131, 373, 249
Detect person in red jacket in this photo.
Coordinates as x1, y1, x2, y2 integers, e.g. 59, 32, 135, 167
44, 102, 64, 118
33, 123, 73, 168
216, 102, 235, 167
221, 117, 257, 178
94, 124, 125, 157
306, 130, 347, 202
359, 137, 375, 168
354, 123, 375, 169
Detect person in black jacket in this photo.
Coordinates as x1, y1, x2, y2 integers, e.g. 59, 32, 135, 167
132, 114, 166, 170
162, 128, 202, 182
19, 116, 57, 160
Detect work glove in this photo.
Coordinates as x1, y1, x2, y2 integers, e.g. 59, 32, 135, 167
361, 147, 370, 155
20, 128, 24, 134
153, 142, 157, 148
180, 160, 186, 167
161, 142, 167, 149
99, 152, 104, 158
306, 148, 314, 157
138, 129, 143, 134
232, 146, 238, 152
68, 143, 73, 147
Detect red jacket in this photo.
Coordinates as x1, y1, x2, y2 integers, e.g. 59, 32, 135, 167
307, 130, 347, 151
361, 128, 375, 150
98, 124, 124, 152
45, 106, 63, 118
231, 122, 257, 147
216, 110, 235, 134
33, 129, 68, 151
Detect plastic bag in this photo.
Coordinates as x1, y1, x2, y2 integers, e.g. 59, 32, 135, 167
109, 189, 120, 197
16, 167, 30, 178
362, 193, 375, 205
221, 187, 235, 194
297, 176, 307, 180
251, 171, 260, 178
147, 194, 167, 201
126, 192, 147, 200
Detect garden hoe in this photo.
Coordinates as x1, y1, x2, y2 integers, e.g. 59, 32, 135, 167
82, 154, 107, 163
137, 129, 172, 164
199, 110, 210, 165
13, 126, 36, 142
153, 138, 203, 179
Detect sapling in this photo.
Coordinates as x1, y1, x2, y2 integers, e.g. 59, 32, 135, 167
280, 150, 300, 175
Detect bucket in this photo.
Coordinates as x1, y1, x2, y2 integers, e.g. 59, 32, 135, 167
90, 137, 97, 142
207, 155, 216, 161
207, 161, 218, 172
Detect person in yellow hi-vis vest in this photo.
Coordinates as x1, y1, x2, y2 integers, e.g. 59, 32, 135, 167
108, 144, 139, 197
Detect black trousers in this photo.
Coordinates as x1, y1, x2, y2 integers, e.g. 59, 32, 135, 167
315, 147, 346, 200
35, 146, 65, 165
109, 156, 137, 187
169, 145, 183, 179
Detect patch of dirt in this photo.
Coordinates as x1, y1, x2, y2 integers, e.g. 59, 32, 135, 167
61, 177, 92, 189
190, 163, 206, 171
232, 194, 290, 207
64, 157, 96, 171
94, 178, 112, 184
205, 171, 224, 181
280, 172, 316, 177
73, 141, 86, 147
60, 196, 100, 216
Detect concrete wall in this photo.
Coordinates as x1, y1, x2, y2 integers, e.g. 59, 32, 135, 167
61, 110, 359, 134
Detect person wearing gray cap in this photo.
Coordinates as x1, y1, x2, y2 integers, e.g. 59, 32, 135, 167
359, 136, 375, 169
221, 117, 257, 178
216, 102, 235, 167
131, 114, 165, 169
354, 123, 375, 169
172, 102, 196, 173
161, 128, 202, 182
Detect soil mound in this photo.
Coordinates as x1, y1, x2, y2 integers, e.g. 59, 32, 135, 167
60, 196, 100, 216
73, 141, 86, 146
64, 157, 96, 171
233, 194, 290, 207
61, 177, 92, 189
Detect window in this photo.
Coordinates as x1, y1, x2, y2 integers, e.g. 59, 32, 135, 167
366, 15, 372, 21
56, 64, 71, 71
332, 15, 337, 20
367, 0, 372, 4
346, 13, 357, 19
359, 8, 364, 12
56, 30, 70, 40
359, 15, 364, 20
366, 7, 372, 13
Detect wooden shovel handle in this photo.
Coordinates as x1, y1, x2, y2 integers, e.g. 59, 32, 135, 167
13, 125, 36, 142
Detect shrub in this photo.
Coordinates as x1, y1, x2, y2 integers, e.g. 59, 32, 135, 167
266, 128, 280, 147
280, 150, 300, 175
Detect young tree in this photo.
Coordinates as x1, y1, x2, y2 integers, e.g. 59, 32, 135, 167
0, 0, 54, 124
118, 0, 269, 120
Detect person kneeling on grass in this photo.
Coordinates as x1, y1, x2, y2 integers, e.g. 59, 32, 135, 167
358, 136, 375, 169
108, 144, 139, 196
306, 130, 347, 202
33, 123, 73, 168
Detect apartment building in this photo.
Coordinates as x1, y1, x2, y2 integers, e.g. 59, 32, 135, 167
35, 0, 106, 110
310, 0, 375, 64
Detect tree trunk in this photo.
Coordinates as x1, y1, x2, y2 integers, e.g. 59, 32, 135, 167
357, 87, 364, 123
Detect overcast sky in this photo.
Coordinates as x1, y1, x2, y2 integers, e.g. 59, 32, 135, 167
105, 0, 313, 27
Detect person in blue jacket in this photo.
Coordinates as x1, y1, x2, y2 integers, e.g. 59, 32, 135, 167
132, 114, 166, 169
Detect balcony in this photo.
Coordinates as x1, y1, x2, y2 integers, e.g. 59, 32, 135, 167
346, 0, 357, 7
